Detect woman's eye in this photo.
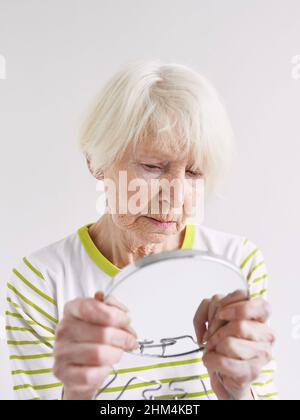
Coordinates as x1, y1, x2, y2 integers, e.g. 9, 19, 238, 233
142, 164, 162, 171
186, 170, 203, 177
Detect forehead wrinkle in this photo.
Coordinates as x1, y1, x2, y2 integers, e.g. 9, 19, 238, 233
134, 135, 192, 163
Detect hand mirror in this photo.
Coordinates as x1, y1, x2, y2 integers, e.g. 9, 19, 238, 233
95, 249, 249, 399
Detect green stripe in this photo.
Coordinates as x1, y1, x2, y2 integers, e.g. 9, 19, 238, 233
5, 311, 38, 326
12, 368, 52, 376
247, 260, 266, 281
23, 257, 44, 280
243, 238, 249, 246
10, 353, 53, 360
261, 392, 279, 399
181, 224, 195, 250
99, 373, 209, 394
6, 326, 55, 342
13, 382, 62, 391
21, 315, 55, 335
251, 274, 268, 285
7, 339, 54, 346
252, 379, 273, 387
108, 357, 203, 376
7, 297, 21, 309
12, 268, 56, 306
240, 248, 259, 269
6, 326, 33, 332
261, 369, 274, 374
7, 283, 58, 324
29, 398, 41, 400
5, 307, 55, 335
250, 289, 267, 299
78, 224, 120, 277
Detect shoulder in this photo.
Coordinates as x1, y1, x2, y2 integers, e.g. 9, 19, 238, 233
25, 231, 78, 273
5, 233, 80, 331
193, 222, 256, 259
193, 223, 269, 299
9, 230, 79, 296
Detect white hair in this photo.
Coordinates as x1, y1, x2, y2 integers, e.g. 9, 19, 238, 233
78, 59, 236, 194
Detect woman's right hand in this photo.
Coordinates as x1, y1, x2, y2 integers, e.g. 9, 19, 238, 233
53, 292, 139, 400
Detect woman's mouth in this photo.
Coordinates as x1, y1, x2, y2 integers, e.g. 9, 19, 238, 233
144, 216, 177, 229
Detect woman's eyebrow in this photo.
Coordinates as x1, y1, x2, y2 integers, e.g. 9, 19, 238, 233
138, 150, 182, 161
135, 154, 170, 163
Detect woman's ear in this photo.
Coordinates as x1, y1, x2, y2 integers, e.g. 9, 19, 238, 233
85, 155, 104, 180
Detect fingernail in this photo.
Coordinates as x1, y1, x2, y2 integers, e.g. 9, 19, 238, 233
129, 337, 139, 349
127, 325, 138, 337
94, 291, 104, 301
202, 331, 208, 343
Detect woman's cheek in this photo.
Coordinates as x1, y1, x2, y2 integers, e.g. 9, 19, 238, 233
124, 172, 157, 216
182, 180, 195, 217
185, 179, 205, 220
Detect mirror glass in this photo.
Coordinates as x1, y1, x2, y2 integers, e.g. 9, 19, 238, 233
96, 249, 249, 400
103, 249, 248, 358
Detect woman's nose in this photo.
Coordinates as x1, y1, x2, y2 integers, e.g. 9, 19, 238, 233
159, 172, 185, 212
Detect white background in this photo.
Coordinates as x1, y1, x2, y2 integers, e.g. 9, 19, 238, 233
0, 0, 299, 400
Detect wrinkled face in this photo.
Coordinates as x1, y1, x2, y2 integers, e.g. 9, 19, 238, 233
102, 139, 204, 243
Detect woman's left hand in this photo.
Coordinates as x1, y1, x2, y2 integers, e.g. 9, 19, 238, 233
193, 290, 276, 400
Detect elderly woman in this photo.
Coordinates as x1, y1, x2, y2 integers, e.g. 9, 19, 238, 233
6, 60, 277, 400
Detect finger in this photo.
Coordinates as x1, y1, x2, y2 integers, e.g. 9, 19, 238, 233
53, 342, 124, 366
204, 294, 227, 343
64, 298, 131, 329
206, 290, 249, 341
206, 321, 276, 352
218, 289, 249, 308
53, 364, 111, 390
203, 351, 265, 383
218, 299, 272, 323
214, 336, 273, 361
209, 371, 231, 400
216, 374, 251, 400
208, 294, 225, 323
95, 291, 129, 312
55, 320, 139, 349
205, 319, 227, 344
193, 298, 210, 344
94, 292, 138, 337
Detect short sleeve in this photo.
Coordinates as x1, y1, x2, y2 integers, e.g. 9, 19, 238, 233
5, 256, 62, 400
238, 238, 279, 400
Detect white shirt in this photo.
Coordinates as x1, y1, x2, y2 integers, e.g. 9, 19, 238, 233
5, 222, 278, 400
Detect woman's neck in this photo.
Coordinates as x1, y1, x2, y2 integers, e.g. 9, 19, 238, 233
88, 213, 185, 269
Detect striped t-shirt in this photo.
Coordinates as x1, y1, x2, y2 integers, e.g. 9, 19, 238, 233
5, 222, 278, 400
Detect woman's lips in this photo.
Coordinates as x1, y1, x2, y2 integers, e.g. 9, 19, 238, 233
144, 216, 177, 229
